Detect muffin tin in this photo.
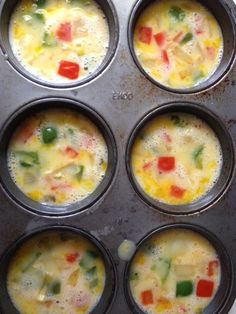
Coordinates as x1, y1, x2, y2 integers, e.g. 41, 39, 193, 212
0, 0, 235, 313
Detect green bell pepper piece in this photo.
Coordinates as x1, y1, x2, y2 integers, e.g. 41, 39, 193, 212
22, 252, 42, 272
34, 0, 47, 8
76, 165, 84, 181
169, 6, 185, 21
15, 151, 40, 167
42, 126, 57, 144
176, 280, 193, 297
192, 145, 204, 169
180, 33, 193, 45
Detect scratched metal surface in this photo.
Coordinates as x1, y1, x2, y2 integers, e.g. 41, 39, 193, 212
0, 0, 235, 313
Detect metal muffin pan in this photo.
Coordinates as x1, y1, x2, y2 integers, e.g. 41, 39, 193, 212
0, 225, 117, 314
128, 0, 236, 94
124, 223, 234, 314
0, 0, 235, 313
0, 97, 117, 217
126, 102, 235, 216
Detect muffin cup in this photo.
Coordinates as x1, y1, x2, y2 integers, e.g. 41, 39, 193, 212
0, 0, 119, 88
0, 97, 117, 216
124, 223, 235, 314
126, 102, 235, 215
0, 224, 117, 314
128, 0, 236, 94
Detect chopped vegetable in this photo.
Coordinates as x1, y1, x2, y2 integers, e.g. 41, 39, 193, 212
68, 269, 80, 286
157, 156, 175, 172
130, 271, 139, 281
58, 60, 80, 79
42, 127, 57, 144
176, 280, 193, 297
20, 161, 33, 168
43, 32, 57, 47
174, 264, 195, 278
15, 151, 40, 167
192, 145, 204, 169
47, 280, 61, 296
89, 278, 98, 288
76, 165, 85, 181
138, 26, 152, 44
86, 266, 97, 278
141, 290, 154, 305
66, 253, 79, 263
207, 260, 219, 277
206, 47, 215, 60
85, 266, 98, 288
56, 22, 72, 42
79, 250, 99, 269
196, 280, 214, 297
152, 257, 171, 283
173, 31, 183, 43
161, 50, 169, 65
65, 146, 78, 158
21, 252, 42, 272
170, 115, 188, 127
143, 243, 155, 255
33, 13, 45, 23
180, 32, 193, 45
143, 161, 153, 170
170, 185, 186, 198
34, 0, 47, 7
51, 183, 72, 191
193, 70, 205, 82
154, 32, 166, 47
169, 6, 185, 22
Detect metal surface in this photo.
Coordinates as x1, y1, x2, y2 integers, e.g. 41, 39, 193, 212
0, 0, 235, 313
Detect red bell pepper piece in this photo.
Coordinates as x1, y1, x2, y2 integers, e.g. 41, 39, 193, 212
170, 185, 186, 198
141, 290, 154, 305
157, 157, 175, 172
196, 280, 214, 297
207, 260, 219, 277
58, 60, 80, 79
66, 252, 79, 263
65, 146, 79, 158
154, 32, 166, 47
161, 50, 170, 65
138, 26, 152, 44
56, 22, 72, 42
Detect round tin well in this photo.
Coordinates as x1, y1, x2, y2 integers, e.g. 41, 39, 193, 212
0, 97, 117, 216
126, 102, 235, 215
128, 0, 236, 94
0, 224, 117, 314
0, 0, 119, 88
124, 223, 235, 314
